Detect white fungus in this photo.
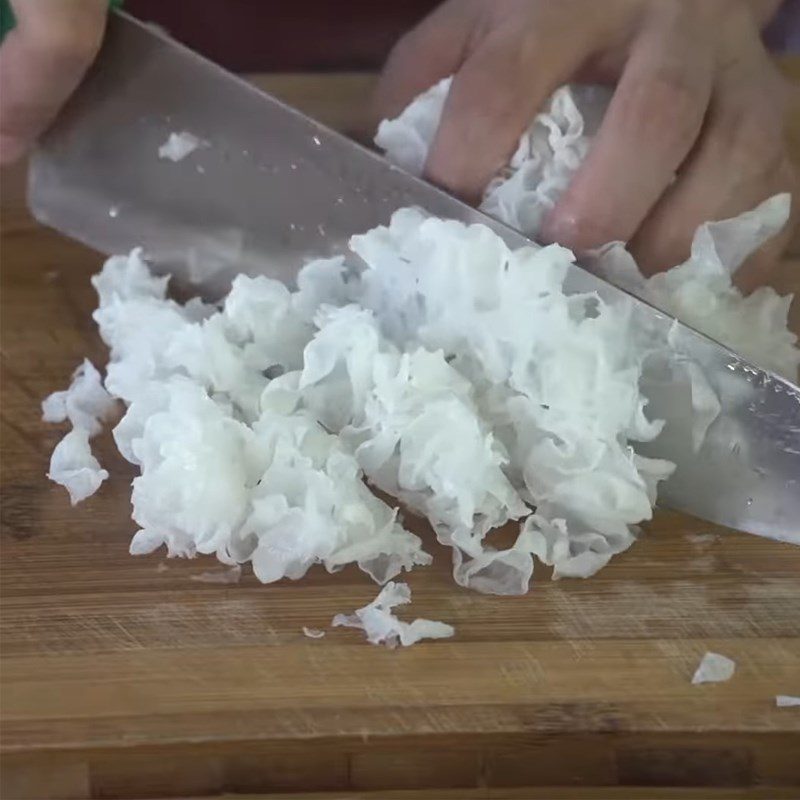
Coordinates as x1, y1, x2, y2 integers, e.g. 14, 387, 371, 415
302, 627, 326, 639
44, 194, 796, 603
158, 131, 205, 162
692, 652, 736, 685
290, 302, 531, 591
348, 209, 674, 588
43, 358, 117, 504
332, 582, 455, 647
59, 218, 667, 595
42, 358, 116, 436
47, 428, 109, 506
595, 195, 798, 381
776, 695, 800, 707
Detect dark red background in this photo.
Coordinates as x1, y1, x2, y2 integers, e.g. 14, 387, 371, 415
125, 1, 440, 72
123, 2, 796, 71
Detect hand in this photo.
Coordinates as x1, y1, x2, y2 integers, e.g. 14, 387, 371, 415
0, 0, 108, 165
375, 0, 795, 285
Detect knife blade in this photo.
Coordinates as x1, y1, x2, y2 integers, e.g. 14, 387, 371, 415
27, 13, 800, 540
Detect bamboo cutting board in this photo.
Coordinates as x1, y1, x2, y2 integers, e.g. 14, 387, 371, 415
1, 69, 800, 800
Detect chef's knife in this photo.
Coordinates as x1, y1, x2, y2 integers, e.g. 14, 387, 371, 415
26, 12, 800, 540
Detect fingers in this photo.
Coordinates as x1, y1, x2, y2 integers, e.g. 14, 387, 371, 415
423, 25, 588, 203
0, 0, 107, 164
373, 0, 475, 128
628, 54, 797, 291
542, 14, 713, 251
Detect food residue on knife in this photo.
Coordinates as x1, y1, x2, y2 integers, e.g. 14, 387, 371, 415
158, 131, 206, 162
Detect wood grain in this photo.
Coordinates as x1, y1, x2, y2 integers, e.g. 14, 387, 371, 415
2, 65, 800, 800
171, 793, 800, 800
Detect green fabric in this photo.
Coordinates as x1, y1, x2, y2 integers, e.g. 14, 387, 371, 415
1, 0, 123, 42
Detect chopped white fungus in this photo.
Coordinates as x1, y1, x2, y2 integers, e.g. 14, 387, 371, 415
692, 652, 736, 685
158, 131, 205, 162
682, 362, 722, 453
302, 627, 326, 639
291, 303, 530, 591
47, 428, 109, 505
42, 358, 116, 436
332, 582, 455, 647
43, 358, 116, 504
69, 225, 667, 594
595, 195, 798, 381
45, 187, 796, 601
348, 209, 673, 588
776, 695, 800, 707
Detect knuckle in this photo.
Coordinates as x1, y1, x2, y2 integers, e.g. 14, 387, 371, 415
768, 153, 797, 197
646, 65, 704, 119
622, 64, 706, 146
772, 73, 796, 119
550, 206, 624, 251
718, 107, 785, 174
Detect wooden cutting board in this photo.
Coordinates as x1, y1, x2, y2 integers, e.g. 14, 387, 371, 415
1, 70, 800, 800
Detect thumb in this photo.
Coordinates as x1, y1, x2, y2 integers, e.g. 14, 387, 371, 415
0, 0, 107, 164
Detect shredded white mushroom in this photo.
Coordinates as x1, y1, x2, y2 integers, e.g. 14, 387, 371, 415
595, 196, 798, 381
42, 359, 116, 435
332, 582, 455, 647
692, 652, 736, 685
348, 209, 673, 588
43, 359, 117, 504
47, 428, 109, 506
44, 189, 796, 599
776, 695, 800, 707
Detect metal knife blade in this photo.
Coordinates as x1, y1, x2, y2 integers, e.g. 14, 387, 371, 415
28, 13, 800, 539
